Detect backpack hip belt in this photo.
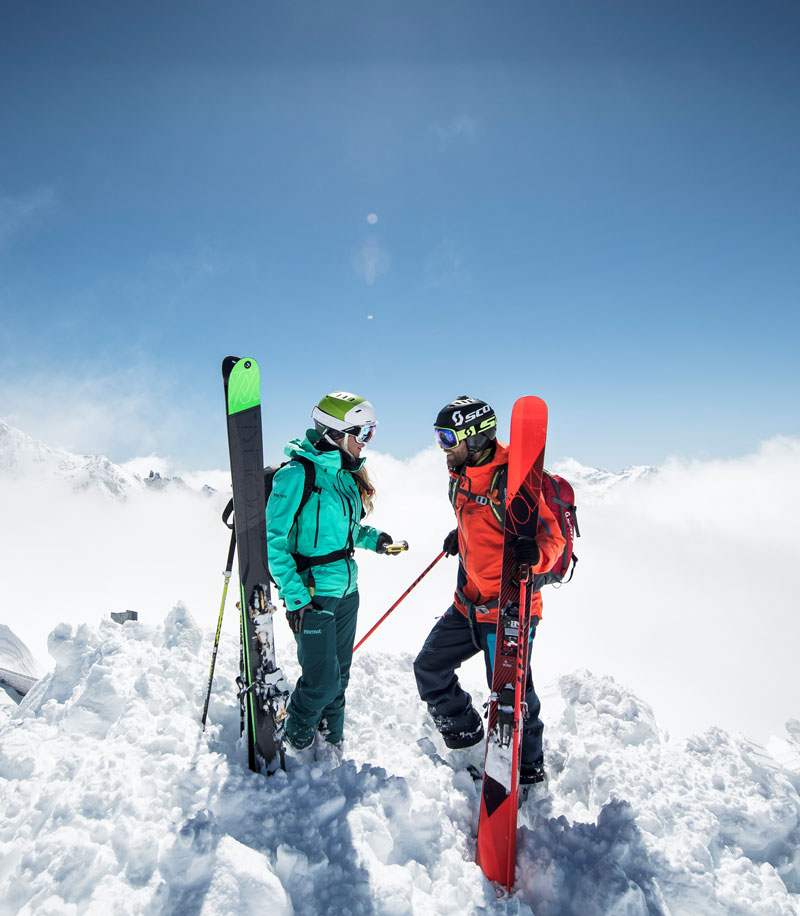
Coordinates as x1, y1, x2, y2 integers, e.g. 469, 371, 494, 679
292, 547, 355, 573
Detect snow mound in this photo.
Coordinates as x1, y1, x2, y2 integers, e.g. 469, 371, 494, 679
538, 673, 800, 915
1, 617, 799, 915
0, 623, 38, 677
768, 721, 800, 792
0, 625, 39, 705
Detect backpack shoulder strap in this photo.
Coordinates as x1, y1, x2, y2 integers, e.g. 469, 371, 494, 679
488, 465, 506, 526
448, 466, 507, 528
290, 455, 320, 521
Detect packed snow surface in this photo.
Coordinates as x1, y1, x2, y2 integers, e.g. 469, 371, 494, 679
1, 610, 799, 916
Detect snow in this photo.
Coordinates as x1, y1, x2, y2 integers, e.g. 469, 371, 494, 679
0, 624, 38, 677
0, 624, 39, 705
1, 422, 800, 913
0, 420, 204, 499
1, 611, 799, 914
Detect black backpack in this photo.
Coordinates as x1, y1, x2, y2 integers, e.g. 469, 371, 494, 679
222, 456, 363, 582
222, 456, 318, 536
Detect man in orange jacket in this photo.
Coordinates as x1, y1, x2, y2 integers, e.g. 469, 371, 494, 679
413, 396, 565, 784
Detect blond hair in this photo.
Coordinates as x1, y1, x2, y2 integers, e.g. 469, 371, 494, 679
354, 465, 375, 516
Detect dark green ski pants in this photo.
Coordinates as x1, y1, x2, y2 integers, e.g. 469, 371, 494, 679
285, 591, 359, 749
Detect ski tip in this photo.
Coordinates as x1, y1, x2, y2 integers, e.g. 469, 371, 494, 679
512, 395, 548, 425
222, 355, 240, 380
224, 358, 261, 414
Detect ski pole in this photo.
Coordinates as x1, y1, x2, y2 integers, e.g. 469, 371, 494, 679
353, 551, 446, 652
201, 527, 236, 730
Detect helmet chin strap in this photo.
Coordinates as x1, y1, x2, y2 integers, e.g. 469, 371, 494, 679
340, 434, 362, 470
324, 431, 357, 460
466, 440, 496, 466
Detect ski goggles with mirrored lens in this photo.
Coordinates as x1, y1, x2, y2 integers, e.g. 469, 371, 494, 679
434, 426, 462, 449
346, 422, 377, 444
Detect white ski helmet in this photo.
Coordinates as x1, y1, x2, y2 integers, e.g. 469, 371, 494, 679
311, 391, 377, 437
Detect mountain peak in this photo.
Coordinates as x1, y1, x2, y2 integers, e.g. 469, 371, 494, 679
0, 421, 202, 499
550, 456, 659, 501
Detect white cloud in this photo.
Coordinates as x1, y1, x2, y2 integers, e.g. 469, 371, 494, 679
351, 235, 391, 286
431, 115, 478, 148
424, 237, 468, 291
0, 187, 57, 250
0, 475, 229, 674
145, 251, 222, 301
0, 365, 190, 464
541, 437, 800, 745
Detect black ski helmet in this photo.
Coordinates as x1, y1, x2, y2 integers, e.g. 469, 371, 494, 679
434, 395, 498, 455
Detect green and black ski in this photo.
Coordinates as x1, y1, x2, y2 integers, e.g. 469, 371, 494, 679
222, 355, 289, 774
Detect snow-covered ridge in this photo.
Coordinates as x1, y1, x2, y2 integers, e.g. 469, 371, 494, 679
1, 613, 798, 915
0, 421, 214, 498
1, 418, 653, 504
549, 457, 658, 503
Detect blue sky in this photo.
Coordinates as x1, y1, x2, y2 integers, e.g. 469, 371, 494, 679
1, 0, 798, 470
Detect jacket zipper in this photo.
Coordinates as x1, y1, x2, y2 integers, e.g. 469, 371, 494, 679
336, 469, 356, 593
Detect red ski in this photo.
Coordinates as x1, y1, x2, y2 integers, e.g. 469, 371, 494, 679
476, 396, 548, 889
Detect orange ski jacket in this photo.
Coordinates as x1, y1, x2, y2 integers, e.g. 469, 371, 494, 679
449, 441, 566, 625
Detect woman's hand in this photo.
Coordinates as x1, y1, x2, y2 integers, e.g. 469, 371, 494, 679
376, 533, 393, 554
286, 603, 312, 635
376, 533, 408, 555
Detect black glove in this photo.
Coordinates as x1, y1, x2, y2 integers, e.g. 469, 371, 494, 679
443, 529, 459, 557
511, 535, 539, 573
376, 532, 393, 554
286, 602, 312, 635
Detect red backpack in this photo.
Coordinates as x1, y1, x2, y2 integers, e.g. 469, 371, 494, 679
536, 471, 580, 588
478, 467, 580, 590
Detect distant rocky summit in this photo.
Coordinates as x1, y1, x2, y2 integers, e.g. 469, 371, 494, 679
0, 421, 215, 499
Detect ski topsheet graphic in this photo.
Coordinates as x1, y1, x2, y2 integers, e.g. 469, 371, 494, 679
476, 396, 548, 889
222, 356, 289, 774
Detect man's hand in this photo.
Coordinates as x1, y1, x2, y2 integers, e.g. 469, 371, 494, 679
286, 603, 312, 635
443, 529, 459, 557
510, 535, 539, 574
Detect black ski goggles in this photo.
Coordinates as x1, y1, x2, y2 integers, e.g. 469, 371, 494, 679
434, 426, 463, 450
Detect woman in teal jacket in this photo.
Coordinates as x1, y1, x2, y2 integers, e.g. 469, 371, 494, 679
267, 391, 399, 759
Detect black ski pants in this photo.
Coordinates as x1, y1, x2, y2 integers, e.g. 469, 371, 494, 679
413, 604, 543, 766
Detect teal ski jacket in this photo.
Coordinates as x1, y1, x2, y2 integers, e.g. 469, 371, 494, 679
266, 431, 384, 613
